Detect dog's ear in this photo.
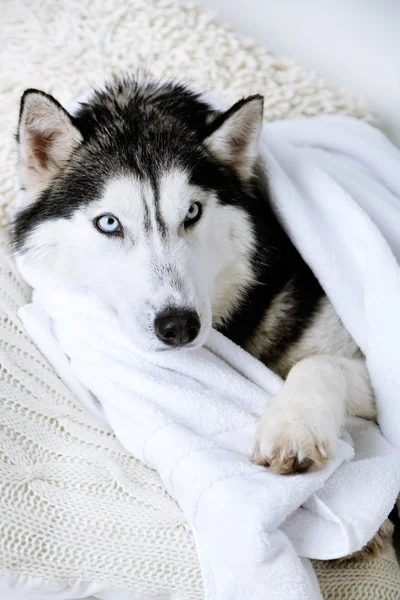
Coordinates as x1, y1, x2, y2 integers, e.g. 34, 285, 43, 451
204, 95, 263, 180
17, 89, 83, 195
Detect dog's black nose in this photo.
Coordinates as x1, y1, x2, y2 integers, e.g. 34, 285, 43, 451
155, 309, 200, 347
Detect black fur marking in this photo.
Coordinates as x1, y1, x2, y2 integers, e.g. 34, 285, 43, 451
149, 174, 166, 236
214, 168, 324, 361
142, 195, 151, 232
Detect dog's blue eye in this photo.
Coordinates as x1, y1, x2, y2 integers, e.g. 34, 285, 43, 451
96, 214, 122, 234
185, 202, 202, 224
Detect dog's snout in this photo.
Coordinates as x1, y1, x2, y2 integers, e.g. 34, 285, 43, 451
155, 309, 200, 347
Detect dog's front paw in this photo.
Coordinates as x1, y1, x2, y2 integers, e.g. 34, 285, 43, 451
252, 401, 334, 475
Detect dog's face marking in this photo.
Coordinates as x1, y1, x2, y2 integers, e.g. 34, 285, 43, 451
14, 80, 262, 351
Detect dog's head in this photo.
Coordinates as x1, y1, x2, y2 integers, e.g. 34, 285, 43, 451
13, 79, 263, 351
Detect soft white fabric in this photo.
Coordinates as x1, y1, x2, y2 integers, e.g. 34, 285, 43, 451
18, 113, 400, 600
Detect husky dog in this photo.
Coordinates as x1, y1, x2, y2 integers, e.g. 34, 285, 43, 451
12, 77, 392, 555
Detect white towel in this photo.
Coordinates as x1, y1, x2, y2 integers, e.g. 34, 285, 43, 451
18, 108, 400, 600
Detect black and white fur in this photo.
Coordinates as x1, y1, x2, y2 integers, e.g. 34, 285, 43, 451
12, 78, 391, 555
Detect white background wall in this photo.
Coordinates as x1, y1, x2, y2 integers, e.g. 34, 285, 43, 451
194, 0, 400, 147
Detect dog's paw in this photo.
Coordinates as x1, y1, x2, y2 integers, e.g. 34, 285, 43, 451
252, 403, 334, 475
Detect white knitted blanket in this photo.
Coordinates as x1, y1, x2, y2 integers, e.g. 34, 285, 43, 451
1, 1, 399, 600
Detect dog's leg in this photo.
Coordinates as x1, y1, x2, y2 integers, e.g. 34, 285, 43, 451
252, 355, 376, 474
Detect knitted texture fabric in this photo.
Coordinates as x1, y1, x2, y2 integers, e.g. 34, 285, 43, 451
315, 550, 400, 600
0, 0, 399, 598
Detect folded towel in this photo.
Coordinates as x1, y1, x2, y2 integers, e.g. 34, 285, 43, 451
18, 98, 400, 600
